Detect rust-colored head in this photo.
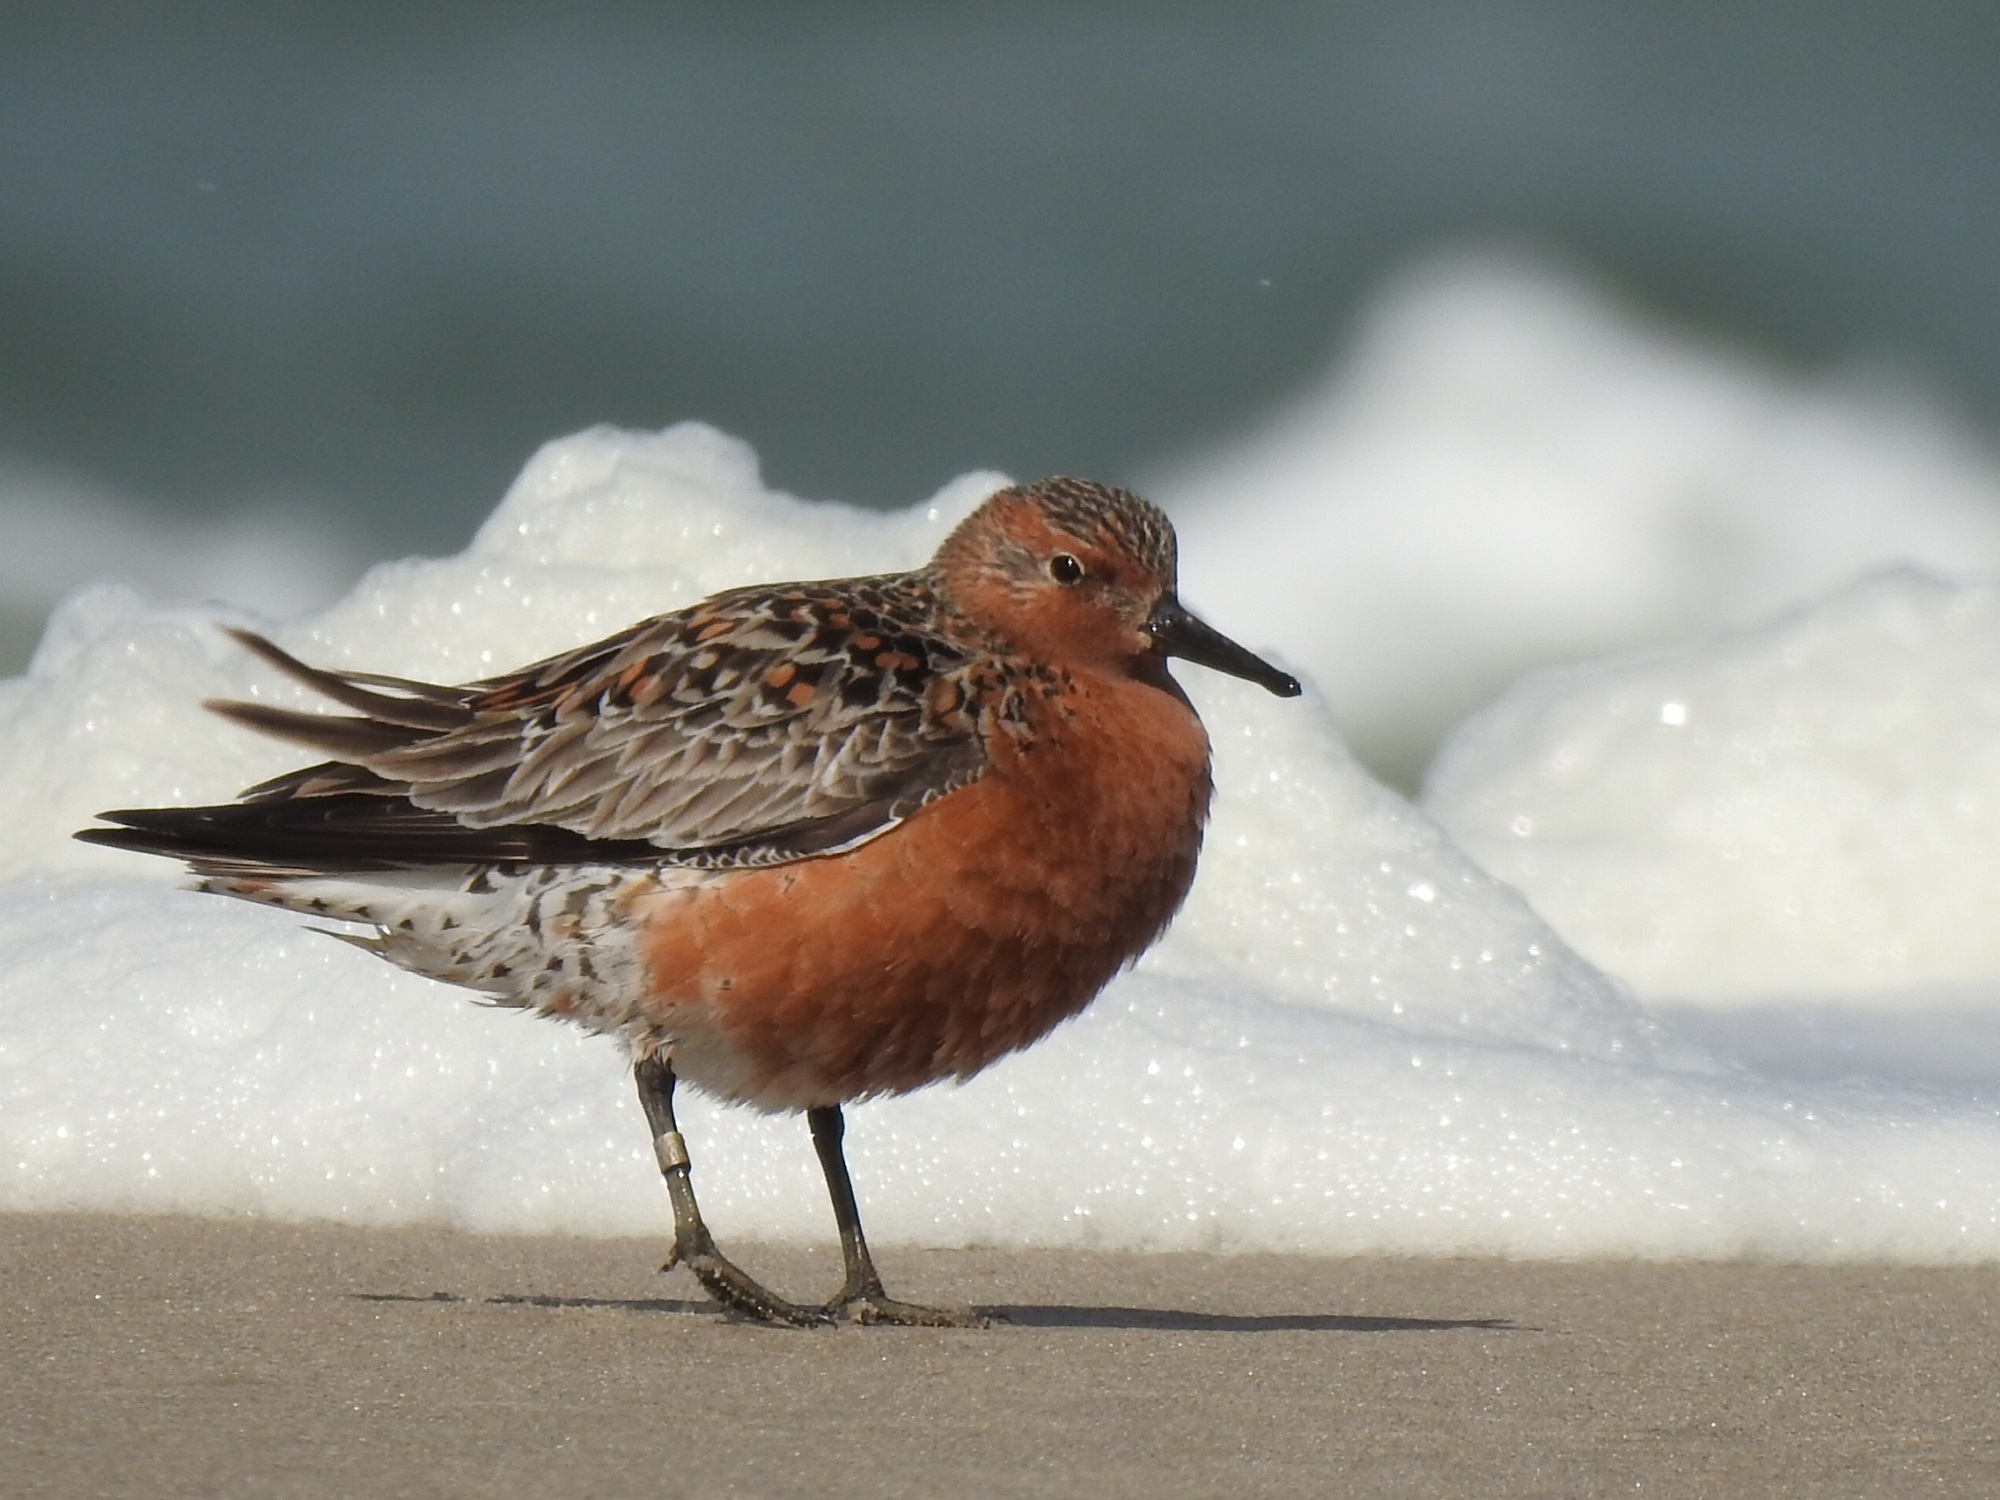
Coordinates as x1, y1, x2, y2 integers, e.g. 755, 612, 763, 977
930, 478, 1299, 696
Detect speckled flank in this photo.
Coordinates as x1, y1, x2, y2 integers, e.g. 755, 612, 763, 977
204, 863, 686, 1029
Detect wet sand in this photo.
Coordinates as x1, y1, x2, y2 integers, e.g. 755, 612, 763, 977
6, 1212, 1997, 1498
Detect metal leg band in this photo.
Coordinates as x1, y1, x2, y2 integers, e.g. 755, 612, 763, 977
653, 1129, 691, 1173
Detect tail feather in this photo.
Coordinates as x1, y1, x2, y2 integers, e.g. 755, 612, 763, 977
77, 794, 667, 874
219, 627, 475, 729
202, 699, 427, 761
76, 626, 658, 879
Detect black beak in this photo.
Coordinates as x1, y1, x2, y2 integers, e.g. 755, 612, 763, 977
1145, 593, 1301, 698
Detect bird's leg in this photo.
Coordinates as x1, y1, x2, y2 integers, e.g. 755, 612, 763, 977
634, 1054, 828, 1327
808, 1103, 989, 1327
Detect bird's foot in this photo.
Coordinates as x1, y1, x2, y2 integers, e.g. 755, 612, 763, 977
661, 1240, 831, 1327
824, 1290, 993, 1328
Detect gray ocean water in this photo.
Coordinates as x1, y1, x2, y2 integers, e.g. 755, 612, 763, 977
1, 0, 1997, 686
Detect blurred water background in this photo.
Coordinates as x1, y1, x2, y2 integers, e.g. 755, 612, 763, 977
3, 1, 1997, 767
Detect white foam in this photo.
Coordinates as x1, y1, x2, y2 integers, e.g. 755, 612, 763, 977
9, 420, 2000, 1262
1157, 251, 2000, 776
1427, 568, 2000, 1004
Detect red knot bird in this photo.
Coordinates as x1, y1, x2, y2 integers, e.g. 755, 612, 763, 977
79, 476, 1300, 1326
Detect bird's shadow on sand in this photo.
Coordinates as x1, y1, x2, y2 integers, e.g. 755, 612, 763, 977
982, 1305, 1516, 1333
351, 1291, 1516, 1333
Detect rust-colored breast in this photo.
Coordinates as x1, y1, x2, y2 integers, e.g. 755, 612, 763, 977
634, 667, 1213, 1110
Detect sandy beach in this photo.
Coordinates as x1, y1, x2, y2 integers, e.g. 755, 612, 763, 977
6, 1213, 1996, 1498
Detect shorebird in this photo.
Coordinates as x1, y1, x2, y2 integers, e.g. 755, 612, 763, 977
79, 477, 1299, 1326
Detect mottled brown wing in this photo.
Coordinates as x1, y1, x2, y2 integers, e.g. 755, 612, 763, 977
204, 575, 996, 869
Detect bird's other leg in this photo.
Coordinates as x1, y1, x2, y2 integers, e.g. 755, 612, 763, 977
808, 1103, 989, 1327
634, 1053, 828, 1327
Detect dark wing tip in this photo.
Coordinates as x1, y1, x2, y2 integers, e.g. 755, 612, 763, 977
73, 812, 190, 860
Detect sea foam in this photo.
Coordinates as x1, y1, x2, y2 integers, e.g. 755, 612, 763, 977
1158, 253, 2000, 778
7, 419, 2000, 1261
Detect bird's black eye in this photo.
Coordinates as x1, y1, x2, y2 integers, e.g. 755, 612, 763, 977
1048, 553, 1085, 586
